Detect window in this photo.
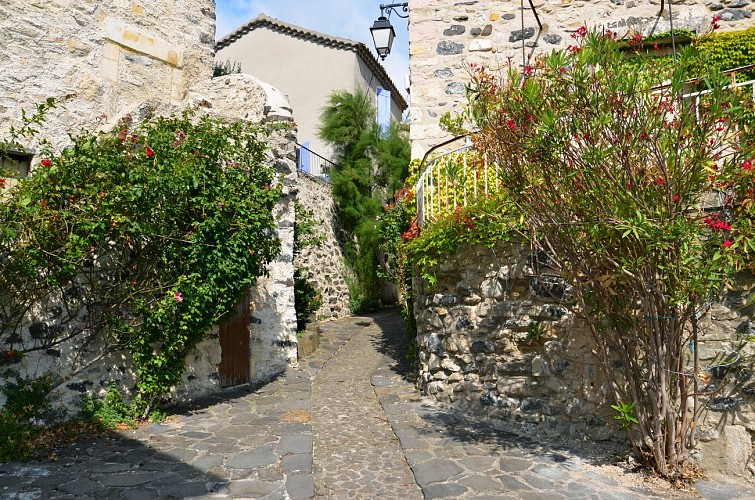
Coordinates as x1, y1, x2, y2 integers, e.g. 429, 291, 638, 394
298, 141, 311, 174
377, 87, 391, 137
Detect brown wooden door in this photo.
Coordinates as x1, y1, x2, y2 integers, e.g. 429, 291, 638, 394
218, 296, 250, 387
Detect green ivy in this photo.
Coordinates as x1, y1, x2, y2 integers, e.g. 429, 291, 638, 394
293, 202, 324, 331
405, 192, 522, 287
694, 27, 755, 80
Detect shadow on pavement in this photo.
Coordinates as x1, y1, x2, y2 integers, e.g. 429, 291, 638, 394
369, 307, 418, 382
0, 428, 228, 498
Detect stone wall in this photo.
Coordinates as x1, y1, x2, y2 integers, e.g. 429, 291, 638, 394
295, 173, 351, 321
0, 2, 301, 410
0, 0, 215, 154
414, 241, 755, 476
408, 0, 753, 158
0, 73, 300, 410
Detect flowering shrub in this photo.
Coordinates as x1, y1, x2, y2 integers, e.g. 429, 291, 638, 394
0, 104, 282, 413
453, 29, 755, 476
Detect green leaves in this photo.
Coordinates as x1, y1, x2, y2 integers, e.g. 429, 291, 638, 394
611, 401, 639, 431
0, 107, 282, 406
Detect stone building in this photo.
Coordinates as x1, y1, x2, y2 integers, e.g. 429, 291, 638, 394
407, 0, 755, 478
408, 0, 752, 158
0, 1, 302, 408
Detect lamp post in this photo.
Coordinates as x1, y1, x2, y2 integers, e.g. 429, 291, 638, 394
370, 2, 408, 60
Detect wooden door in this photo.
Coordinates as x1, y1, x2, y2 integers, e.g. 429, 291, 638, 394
218, 296, 250, 387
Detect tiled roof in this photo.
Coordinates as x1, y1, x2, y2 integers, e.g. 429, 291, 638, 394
216, 14, 408, 111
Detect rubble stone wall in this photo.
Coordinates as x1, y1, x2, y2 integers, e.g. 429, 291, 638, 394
295, 174, 351, 321
408, 0, 753, 158
0, 0, 216, 154
415, 241, 755, 476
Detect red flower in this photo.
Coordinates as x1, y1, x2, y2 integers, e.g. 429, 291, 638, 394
672, 194, 680, 202
656, 178, 665, 185
723, 240, 733, 249
705, 214, 732, 232
559, 67, 566, 74
506, 119, 516, 130
40, 159, 52, 167
653, 43, 659, 51
145, 147, 154, 157
743, 160, 753, 171
0, 179, 5, 188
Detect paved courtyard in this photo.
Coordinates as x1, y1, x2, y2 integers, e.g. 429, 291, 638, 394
1, 309, 754, 499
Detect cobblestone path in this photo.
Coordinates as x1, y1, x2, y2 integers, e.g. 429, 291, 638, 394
310, 315, 422, 499
1, 309, 755, 499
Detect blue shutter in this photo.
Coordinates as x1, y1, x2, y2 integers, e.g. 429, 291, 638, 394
377, 88, 391, 137
298, 141, 311, 173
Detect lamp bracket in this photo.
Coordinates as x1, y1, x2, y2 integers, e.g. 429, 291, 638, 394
380, 2, 409, 19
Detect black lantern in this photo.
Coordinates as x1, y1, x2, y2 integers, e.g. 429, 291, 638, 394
370, 3, 408, 61
370, 16, 395, 60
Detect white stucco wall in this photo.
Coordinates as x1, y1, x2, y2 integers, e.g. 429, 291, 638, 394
216, 23, 405, 163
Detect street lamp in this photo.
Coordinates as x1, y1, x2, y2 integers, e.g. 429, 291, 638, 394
370, 3, 408, 60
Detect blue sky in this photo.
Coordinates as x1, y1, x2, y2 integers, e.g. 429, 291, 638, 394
215, 1, 410, 97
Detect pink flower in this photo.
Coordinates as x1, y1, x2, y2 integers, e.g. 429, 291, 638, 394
174, 292, 183, 302
375, 215, 380, 221
722, 240, 733, 249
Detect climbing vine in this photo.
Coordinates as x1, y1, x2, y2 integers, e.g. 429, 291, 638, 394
0, 103, 282, 413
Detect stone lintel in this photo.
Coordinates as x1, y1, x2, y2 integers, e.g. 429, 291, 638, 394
104, 18, 184, 68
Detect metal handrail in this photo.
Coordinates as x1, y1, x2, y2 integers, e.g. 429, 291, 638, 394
415, 136, 500, 225
414, 76, 755, 226
296, 143, 339, 180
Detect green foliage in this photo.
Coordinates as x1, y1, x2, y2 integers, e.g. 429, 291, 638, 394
213, 59, 242, 77
0, 374, 54, 462
526, 322, 547, 343
294, 201, 326, 254
452, 30, 755, 476
695, 27, 755, 80
80, 382, 138, 429
318, 88, 410, 308
611, 401, 640, 431
293, 202, 325, 330
294, 269, 322, 330
0, 106, 282, 412
406, 192, 521, 286
374, 122, 412, 197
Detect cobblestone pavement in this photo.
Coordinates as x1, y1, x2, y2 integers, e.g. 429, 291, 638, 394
1, 309, 755, 499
